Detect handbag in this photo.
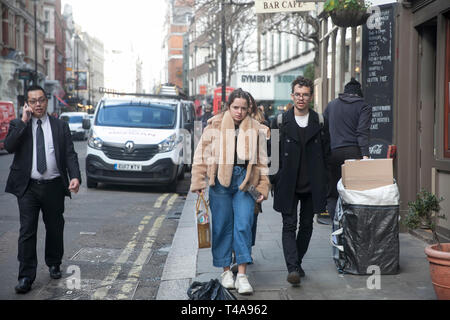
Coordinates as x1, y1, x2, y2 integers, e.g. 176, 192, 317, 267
196, 193, 211, 249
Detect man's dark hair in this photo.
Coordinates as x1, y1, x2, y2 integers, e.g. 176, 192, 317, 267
291, 76, 314, 95
26, 85, 47, 101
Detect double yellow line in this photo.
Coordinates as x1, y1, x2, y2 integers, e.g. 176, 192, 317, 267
93, 193, 178, 300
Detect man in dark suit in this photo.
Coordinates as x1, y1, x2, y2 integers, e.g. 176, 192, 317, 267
5, 85, 81, 294
270, 76, 330, 286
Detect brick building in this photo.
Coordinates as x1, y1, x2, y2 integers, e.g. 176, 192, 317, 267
0, 0, 46, 114
163, 0, 193, 91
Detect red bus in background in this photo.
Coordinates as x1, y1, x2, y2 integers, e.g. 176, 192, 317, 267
0, 101, 15, 150
213, 87, 234, 115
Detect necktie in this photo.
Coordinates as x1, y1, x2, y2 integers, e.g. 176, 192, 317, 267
36, 119, 47, 174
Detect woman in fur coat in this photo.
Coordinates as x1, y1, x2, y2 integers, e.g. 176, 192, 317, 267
190, 88, 270, 295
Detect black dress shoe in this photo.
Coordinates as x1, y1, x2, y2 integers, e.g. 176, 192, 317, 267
15, 277, 32, 294
49, 265, 62, 279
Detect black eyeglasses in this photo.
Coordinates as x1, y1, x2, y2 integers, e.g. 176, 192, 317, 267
28, 97, 47, 105
292, 93, 311, 99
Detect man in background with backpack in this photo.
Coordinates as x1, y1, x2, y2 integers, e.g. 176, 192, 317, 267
270, 76, 330, 286
323, 78, 372, 223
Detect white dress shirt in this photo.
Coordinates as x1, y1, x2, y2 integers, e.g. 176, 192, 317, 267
30, 114, 60, 180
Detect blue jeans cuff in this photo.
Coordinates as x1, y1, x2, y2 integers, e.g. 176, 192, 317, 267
213, 257, 233, 268
235, 253, 252, 265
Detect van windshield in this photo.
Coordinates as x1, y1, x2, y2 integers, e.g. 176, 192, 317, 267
61, 115, 83, 123
96, 104, 177, 129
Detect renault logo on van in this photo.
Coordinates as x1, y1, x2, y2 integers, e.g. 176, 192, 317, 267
125, 141, 135, 153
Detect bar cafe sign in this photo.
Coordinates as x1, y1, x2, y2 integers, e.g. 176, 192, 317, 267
255, 0, 322, 13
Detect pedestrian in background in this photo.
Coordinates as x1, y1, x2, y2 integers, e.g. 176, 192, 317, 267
248, 93, 270, 248
323, 77, 371, 222
195, 104, 203, 120
190, 88, 270, 295
201, 104, 214, 130
270, 76, 330, 286
4, 85, 81, 294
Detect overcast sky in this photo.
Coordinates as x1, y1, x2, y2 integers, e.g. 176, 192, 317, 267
61, 0, 167, 89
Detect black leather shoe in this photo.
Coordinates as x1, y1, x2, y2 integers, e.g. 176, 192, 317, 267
49, 265, 62, 279
298, 265, 306, 277
15, 277, 32, 294
287, 271, 301, 286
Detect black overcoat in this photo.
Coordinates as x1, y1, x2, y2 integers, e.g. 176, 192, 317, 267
4, 115, 81, 198
271, 108, 330, 214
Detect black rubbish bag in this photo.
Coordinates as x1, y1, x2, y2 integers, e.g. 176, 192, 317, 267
333, 201, 400, 275
331, 180, 400, 275
187, 279, 237, 300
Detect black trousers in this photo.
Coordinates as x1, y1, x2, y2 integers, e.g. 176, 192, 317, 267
281, 193, 314, 273
17, 178, 65, 281
327, 146, 362, 221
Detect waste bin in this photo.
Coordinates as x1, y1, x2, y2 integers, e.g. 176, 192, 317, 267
330, 180, 400, 275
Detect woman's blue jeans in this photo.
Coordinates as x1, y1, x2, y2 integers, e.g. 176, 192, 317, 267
209, 166, 255, 268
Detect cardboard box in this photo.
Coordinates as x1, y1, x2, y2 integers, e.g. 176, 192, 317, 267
341, 159, 393, 191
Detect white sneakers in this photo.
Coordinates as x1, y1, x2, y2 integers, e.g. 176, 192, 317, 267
235, 273, 253, 295
220, 270, 235, 289
220, 271, 253, 295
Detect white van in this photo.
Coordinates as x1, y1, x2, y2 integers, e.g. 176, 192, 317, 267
85, 95, 195, 191
60, 112, 90, 140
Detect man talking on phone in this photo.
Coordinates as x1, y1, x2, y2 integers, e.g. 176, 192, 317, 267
4, 85, 81, 294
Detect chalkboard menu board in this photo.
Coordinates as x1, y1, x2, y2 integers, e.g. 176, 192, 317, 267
362, 3, 397, 159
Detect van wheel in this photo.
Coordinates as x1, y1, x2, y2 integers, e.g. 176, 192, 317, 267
87, 177, 97, 189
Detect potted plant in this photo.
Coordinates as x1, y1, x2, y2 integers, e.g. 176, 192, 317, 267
403, 189, 449, 300
323, 0, 371, 28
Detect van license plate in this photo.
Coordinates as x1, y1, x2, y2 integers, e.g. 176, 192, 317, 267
114, 163, 142, 171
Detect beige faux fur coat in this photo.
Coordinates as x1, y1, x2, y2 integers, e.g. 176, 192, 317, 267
190, 110, 270, 199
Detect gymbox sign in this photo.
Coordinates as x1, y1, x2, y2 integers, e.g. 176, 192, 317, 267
236, 72, 274, 101
255, 0, 321, 14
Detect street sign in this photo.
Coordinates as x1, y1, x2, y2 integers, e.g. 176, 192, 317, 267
255, 0, 319, 14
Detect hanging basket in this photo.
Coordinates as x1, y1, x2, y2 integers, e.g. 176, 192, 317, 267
329, 9, 371, 28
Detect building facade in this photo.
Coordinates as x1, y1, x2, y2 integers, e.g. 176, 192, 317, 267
43, 0, 66, 114
163, 0, 193, 91
0, 0, 46, 115
395, 0, 450, 241
62, 4, 104, 111
315, 0, 450, 239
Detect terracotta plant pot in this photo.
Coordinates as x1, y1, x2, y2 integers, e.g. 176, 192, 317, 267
425, 243, 450, 300
329, 9, 371, 28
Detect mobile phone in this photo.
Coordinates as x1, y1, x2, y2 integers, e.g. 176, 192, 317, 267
248, 185, 261, 201
24, 104, 31, 118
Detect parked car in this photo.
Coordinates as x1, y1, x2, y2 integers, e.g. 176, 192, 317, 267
85, 95, 195, 191
59, 112, 90, 140
0, 101, 16, 150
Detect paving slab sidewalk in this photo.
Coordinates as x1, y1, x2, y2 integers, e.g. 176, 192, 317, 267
157, 192, 436, 300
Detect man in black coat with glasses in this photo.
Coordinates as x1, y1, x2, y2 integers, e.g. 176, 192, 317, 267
271, 76, 330, 286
